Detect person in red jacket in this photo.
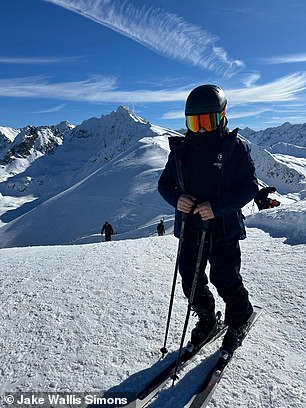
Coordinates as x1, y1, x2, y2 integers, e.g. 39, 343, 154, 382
158, 85, 258, 355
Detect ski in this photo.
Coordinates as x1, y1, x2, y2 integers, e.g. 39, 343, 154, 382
125, 315, 227, 408
185, 305, 263, 408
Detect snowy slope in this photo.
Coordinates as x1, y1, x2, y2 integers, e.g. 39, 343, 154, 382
269, 142, 306, 158
272, 153, 306, 179
246, 198, 306, 244
0, 134, 174, 248
240, 135, 306, 194
0, 126, 19, 143
0, 228, 305, 407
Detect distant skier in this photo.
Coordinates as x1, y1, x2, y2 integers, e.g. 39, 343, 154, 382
157, 219, 165, 236
254, 186, 280, 210
158, 84, 258, 355
101, 221, 114, 242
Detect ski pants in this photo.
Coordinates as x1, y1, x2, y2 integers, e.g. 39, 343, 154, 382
179, 228, 253, 328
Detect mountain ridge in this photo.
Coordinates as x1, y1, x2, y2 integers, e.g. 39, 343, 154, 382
240, 122, 306, 148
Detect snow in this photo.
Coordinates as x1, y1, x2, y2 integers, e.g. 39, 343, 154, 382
0, 126, 19, 142
272, 153, 306, 178
0, 135, 173, 248
247, 197, 306, 244
0, 108, 306, 407
239, 135, 306, 194
269, 142, 306, 158
0, 230, 305, 407
0, 192, 37, 226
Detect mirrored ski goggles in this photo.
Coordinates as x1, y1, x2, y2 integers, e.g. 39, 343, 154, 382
186, 110, 226, 133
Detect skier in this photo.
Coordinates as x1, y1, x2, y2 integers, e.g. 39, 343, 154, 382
254, 186, 280, 210
101, 221, 114, 242
158, 84, 259, 355
157, 219, 165, 236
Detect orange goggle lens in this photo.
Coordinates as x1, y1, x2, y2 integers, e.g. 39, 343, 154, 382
186, 111, 225, 132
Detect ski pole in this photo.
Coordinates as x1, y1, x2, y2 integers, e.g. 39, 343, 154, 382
160, 214, 187, 357
171, 221, 209, 384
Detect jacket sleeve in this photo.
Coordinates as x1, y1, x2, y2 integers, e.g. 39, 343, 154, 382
158, 150, 182, 208
210, 142, 259, 217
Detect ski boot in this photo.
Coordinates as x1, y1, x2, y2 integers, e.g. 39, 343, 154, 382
221, 321, 249, 356
190, 306, 217, 347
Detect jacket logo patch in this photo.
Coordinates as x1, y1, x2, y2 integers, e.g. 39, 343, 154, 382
214, 152, 223, 169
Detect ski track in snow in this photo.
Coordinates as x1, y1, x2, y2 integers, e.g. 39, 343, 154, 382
0, 229, 305, 408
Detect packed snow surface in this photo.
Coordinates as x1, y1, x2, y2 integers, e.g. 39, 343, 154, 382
246, 198, 306, 244
0, 228, 305, 408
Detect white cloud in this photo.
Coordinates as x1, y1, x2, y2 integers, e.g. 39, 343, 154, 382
260, 53, 306, 64
0, 75, 190, 103
241, 73, 261, 88
33, 104, 66, 114
161, 110, 185, 120
0, 56, 80, 64
0, 75, 118, 101
228, 108, 271, 119
227, 72, 306, 104
44, 0, 243, 76
0, 72, 305, 107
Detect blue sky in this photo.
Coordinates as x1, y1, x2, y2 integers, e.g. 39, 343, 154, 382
1, 0, 306, 130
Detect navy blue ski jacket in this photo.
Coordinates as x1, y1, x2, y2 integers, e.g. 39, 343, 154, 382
158, 129, 259, 241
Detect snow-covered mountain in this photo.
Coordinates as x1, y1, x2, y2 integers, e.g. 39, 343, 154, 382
268, 142, 306, 158
240, 122, 306, 150
0, 126, 18, 159
0, 108, 305, 248
0, 122, 73, 162
240, 136, 305, 193
0, 133, 174, 247
0, 126, 19, 142
0, 107, 174, 192
0, 107, 182, 246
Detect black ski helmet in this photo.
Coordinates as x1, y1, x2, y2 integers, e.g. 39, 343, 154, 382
185, 84, 227, 116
